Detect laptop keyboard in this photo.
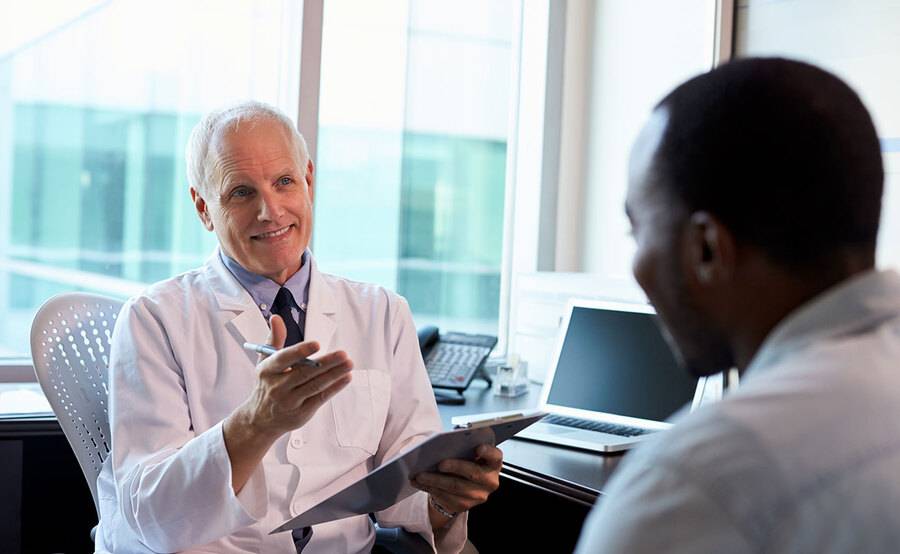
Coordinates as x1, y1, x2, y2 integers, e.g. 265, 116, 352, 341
545, 414, 652, 438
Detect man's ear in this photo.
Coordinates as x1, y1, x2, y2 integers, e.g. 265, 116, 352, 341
190, 186, 214, 231
685, 211, 736, 286
305, 159, 315, 204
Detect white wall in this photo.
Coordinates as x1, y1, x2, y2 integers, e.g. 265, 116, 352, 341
580, 0, 716, 278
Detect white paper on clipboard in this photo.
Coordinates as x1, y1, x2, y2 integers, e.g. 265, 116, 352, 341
270, 410, 546, 534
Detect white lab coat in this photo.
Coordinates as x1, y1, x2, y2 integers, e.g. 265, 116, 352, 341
94, 251, 467, 553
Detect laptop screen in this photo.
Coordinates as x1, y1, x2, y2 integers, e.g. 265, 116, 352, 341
545, 304, 698, 422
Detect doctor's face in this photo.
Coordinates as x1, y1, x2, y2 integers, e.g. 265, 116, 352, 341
192, 118, 313, 284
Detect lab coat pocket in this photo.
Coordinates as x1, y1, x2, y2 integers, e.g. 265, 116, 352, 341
332, 369, 379, 454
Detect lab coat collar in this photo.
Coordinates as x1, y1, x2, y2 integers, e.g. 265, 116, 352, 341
304, 254, 338, 353
202, 247, 338, 353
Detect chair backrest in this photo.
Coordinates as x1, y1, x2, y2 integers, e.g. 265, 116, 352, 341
30, 292, 124, 515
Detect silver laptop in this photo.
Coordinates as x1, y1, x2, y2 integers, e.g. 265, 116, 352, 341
516, 299, 705, 453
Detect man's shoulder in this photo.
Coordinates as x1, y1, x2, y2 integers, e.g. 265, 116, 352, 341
125, 266, 211, 312
618, 347, 895, 510
605, 388, 803, 522
598, 400, 787, 547
643, 368, 836, 472
633, 400, 770, 477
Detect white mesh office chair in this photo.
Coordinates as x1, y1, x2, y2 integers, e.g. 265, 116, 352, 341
30, 292, 122, 519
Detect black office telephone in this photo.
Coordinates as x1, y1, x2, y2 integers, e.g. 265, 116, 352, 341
417, 326, 497, 404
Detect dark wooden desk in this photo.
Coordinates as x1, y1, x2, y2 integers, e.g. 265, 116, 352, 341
442, 381, 623, 553
0, 381, 622, 554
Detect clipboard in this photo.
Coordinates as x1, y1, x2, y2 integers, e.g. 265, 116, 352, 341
271, 410, 546, 534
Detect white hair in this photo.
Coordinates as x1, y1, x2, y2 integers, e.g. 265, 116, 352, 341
186, 100, 309, 195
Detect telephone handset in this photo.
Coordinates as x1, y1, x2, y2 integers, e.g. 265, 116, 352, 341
417, 325, 441, 354
417, 326, 497, 405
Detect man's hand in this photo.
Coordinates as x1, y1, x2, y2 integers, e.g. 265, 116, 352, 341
411, 444, 503, 530
223, 315, 353, 492
241, 314, 353, 440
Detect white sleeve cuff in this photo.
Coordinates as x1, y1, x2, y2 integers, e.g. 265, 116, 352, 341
377, 491, 469, 553
212, 420, 269, 522
118, 421, 270, 551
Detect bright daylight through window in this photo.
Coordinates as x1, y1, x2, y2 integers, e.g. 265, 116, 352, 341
0, 0, 517, 358
313, 0, 516, 336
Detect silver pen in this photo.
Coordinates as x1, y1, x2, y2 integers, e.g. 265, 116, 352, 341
242, 342, 321, 368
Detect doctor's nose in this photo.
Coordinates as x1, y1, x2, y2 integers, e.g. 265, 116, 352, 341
257, 192, 284, 222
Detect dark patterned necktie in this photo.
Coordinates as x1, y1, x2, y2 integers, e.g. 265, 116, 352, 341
271, 286, 303, 346
281, 287, 311, 549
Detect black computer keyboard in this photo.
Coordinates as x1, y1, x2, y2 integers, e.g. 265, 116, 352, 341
544, 414, 651, 438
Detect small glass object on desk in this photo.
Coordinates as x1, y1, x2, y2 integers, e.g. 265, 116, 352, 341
492, 355, 529, 398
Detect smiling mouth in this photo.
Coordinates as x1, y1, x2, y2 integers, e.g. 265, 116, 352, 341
252, 225, 293, 240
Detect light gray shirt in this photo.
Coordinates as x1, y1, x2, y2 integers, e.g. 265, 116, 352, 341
220, 248, 311, 333
576, 269, 900, 553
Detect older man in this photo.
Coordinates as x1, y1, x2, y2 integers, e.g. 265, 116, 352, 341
94, 102, 501, 553
577, 58, 900, 552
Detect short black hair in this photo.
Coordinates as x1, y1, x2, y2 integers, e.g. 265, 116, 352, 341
653, 57, 883, 268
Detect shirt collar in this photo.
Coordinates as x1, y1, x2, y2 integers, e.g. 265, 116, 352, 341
744, 269, 900, 379
219, 249, 312, 315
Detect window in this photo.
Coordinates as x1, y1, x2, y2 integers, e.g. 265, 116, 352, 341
1, 0, 520, 361
312, 0, 518, 335
0, 0, 302, 357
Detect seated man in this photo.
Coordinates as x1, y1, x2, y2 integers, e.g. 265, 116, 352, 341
94, 101, 502, 553
577, 58, 900, 552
